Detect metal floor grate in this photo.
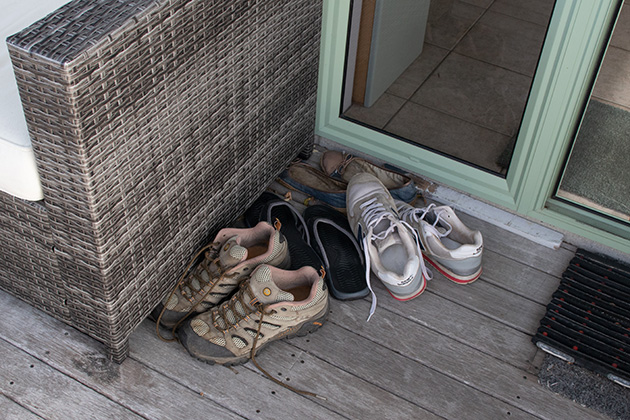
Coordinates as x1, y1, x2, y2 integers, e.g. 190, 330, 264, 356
533, 249, 630, 388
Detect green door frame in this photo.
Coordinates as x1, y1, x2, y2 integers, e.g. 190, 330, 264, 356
316, 0, 630, 253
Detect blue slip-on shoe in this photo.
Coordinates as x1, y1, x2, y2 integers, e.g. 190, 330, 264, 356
320, 150, 417, 204
278, 162, 348, 210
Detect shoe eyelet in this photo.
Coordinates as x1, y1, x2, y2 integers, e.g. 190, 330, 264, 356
281, 308, 287, 312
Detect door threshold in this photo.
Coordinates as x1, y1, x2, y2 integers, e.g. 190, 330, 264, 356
315, 136, 564, 250
424, 184, 564, 250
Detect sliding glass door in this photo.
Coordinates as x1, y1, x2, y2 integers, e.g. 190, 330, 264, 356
316, 0, 629, 253
545, 0, 630, 243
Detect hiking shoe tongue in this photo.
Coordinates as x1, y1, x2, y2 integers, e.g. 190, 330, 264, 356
248, 265, 295, 305
219, 236, 248, 267
184, 237, 248, 298
192, 237, 246, 289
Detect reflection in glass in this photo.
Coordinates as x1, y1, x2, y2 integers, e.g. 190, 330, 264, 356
342, 0, 554, 175
556, 3, 630, 221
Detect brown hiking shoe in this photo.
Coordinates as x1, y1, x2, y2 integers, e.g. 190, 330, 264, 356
178, 264, 329, 365
153, 222, 290, 330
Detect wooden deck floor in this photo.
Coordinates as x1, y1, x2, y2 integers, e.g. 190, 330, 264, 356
0, 160, 614, 419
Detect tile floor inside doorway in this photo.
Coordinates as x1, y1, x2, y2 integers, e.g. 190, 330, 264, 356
343, 0, 630, 175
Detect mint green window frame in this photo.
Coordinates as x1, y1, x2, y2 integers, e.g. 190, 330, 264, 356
316, 0, 629, 253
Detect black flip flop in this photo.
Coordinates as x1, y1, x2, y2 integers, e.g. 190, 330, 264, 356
244, 192, 323, 272
304, 204, 368, 300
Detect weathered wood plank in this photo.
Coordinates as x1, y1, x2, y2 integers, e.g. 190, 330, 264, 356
481, 249, 561, 305
456, 212, 575, 276
561, 241, 578, 253
130, 321, 345, 420
0, 291, 240, 420
0, 394, 44, 420
316, 298, 608, 420
132, 320, 438, 420
241, 341, 443, 420
427, 276, 547, 335
244, 342, 443, 420
369, 280, 538, 369
0, 339, 143, 420
267, 325, 537, 419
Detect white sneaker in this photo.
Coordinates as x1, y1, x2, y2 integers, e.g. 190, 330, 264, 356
397, 202, 483, 284
346, 173, 431, 320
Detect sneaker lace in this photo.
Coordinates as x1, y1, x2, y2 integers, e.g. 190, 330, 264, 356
359, 198, 431, 321
398, 203, 453, 237
156, 242, 224, 342
213, 280, 327, 400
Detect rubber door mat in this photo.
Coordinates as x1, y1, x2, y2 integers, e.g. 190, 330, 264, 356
533, 249, 630, 388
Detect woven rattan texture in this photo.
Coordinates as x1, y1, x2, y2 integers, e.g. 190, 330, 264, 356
0, 192, 69, 321
5, 0, 321, 361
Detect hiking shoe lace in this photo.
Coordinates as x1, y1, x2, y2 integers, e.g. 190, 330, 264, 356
151, 222, 290, 338
178, 264, 329, 399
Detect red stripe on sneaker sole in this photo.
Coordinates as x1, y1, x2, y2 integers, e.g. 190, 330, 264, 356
387, 275, 427, 301
423, 255, 482, 284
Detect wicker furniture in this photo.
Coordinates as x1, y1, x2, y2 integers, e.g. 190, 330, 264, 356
0, 0, 322, 362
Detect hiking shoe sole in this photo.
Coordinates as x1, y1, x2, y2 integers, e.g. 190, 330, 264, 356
178, 302, 329, 366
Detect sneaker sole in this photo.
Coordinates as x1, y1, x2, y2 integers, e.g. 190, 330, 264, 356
386, 275, 427, 301
423, 254, 482, 284
182, 302, 329, 366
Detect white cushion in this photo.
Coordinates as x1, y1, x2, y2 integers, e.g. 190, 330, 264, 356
1, 0, 71, 201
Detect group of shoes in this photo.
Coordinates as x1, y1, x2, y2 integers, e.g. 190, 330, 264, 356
280, 150, 484, 320
149, 190, 369, 369
150, 149, 485, 367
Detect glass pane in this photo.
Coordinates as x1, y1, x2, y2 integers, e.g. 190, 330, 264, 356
556, 2, 630, 222
341, 0, 555, 175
